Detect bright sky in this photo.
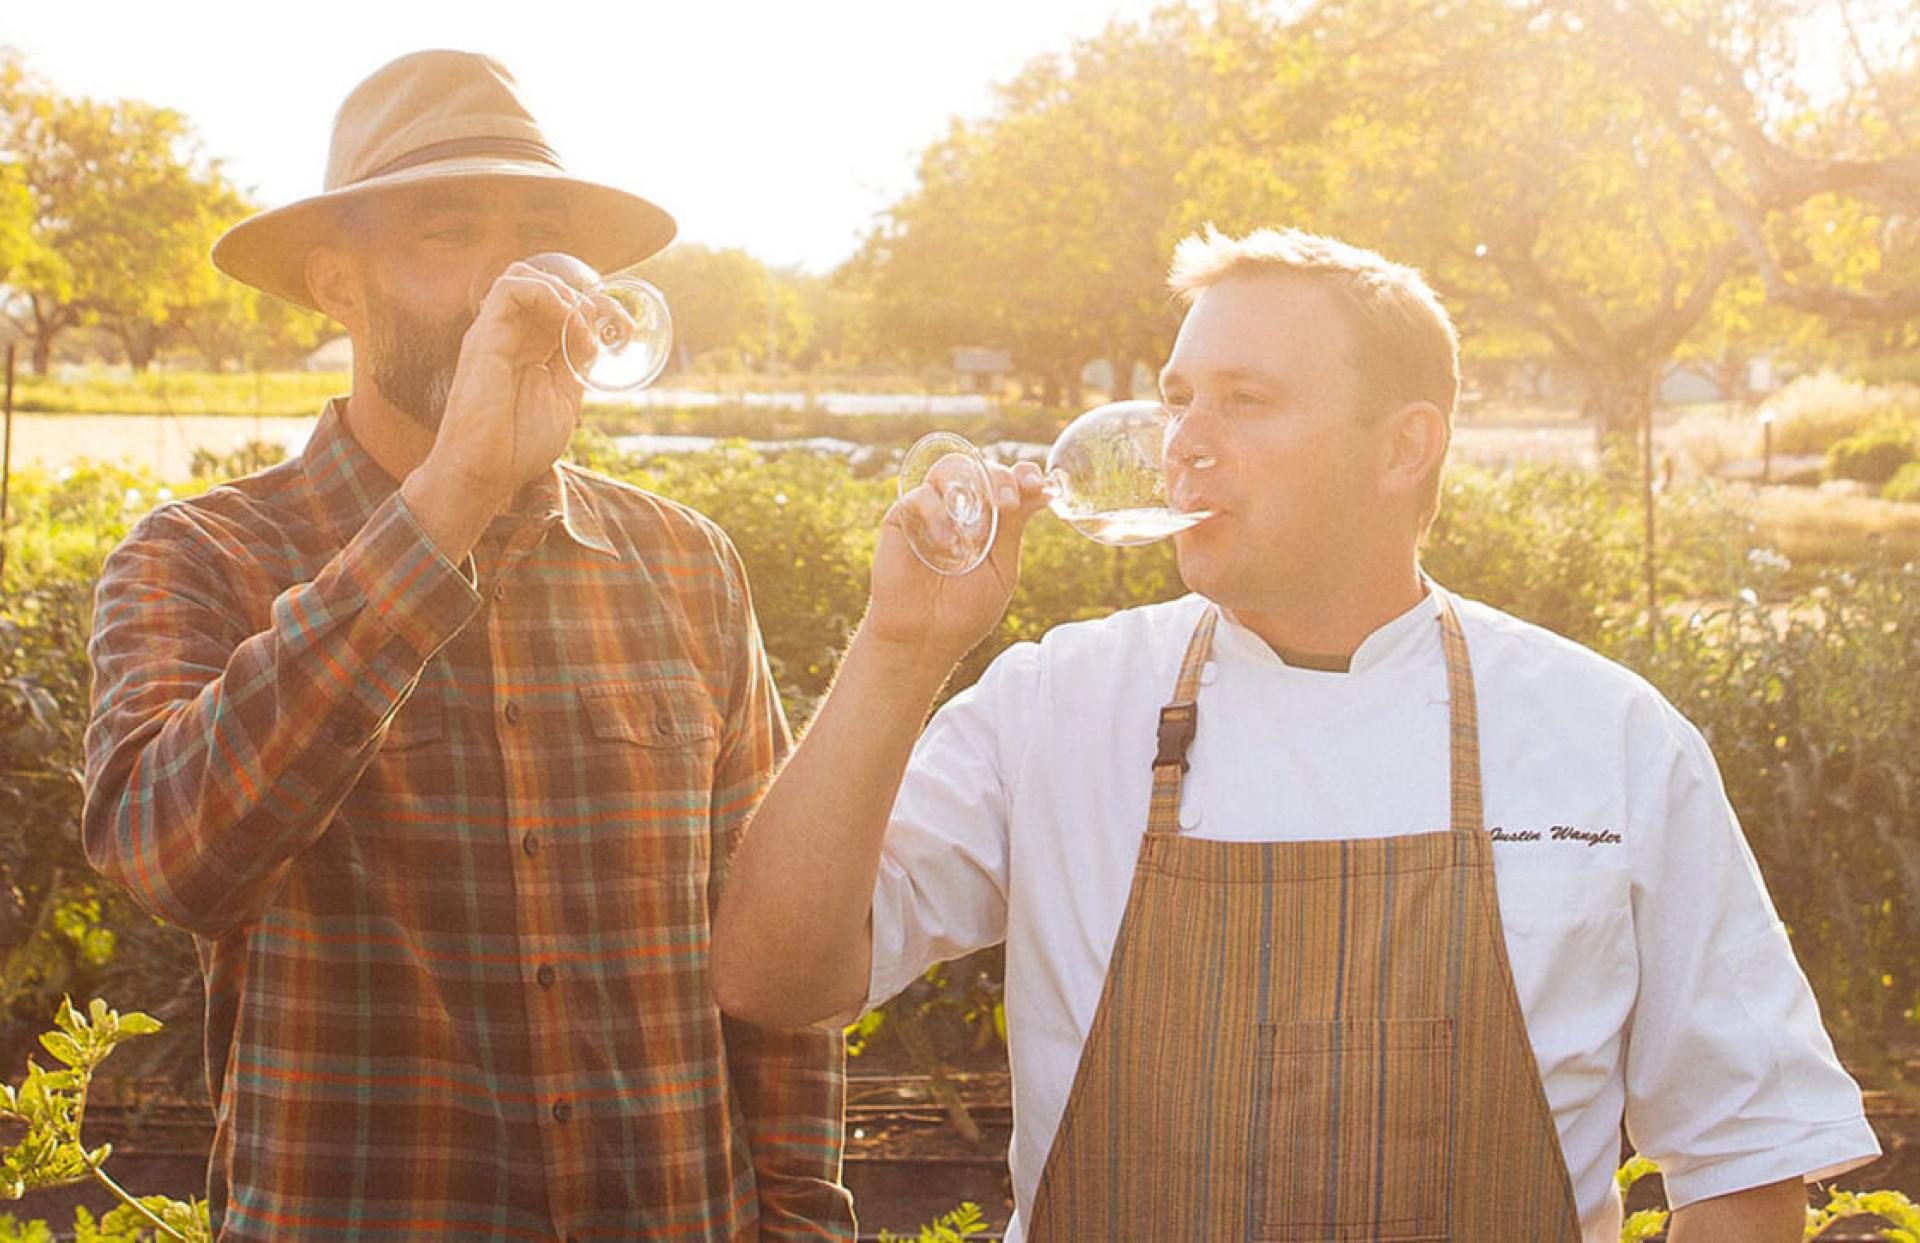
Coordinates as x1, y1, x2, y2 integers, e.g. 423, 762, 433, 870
6, 0, 1178, 274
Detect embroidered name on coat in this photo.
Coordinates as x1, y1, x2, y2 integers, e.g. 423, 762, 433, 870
1490, 824, 1624, 848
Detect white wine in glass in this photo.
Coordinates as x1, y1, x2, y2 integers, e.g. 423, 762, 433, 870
897, 399, 1213, 576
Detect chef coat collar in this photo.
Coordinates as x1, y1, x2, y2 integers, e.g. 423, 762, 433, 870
1215, 580, 1445, 676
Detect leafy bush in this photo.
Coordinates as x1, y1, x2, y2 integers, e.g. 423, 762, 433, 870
1759, 373, 1920, 456
1628, 556, 1920, 1095
1424, 463, 1750, 644
876, 1202, 986, 1242
187, 439, 286, 482
1886, 461, 1920, 505
1826, 420, 1919, 486
0, 998, 208, 1240
3, 449, 1916, 1126
1, 468, 204, 1085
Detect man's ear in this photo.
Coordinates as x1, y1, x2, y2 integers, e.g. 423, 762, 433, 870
1379, 401, 1449, 499
305, 244, 367, 335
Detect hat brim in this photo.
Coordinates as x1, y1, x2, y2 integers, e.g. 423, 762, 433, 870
211, 157, 678, 313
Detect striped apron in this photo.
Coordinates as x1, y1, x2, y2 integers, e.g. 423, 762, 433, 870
1024, 597, 1583, 1241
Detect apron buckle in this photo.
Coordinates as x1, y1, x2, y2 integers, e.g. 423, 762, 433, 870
1155, 703, 1198, 772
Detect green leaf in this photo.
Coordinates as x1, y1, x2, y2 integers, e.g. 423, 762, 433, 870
34, 1033, 82, 1069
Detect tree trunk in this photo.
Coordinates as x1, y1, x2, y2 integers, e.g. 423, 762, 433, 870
1712, 352, 1751, 409
117, 321, 159, 372
1578, 358, 1656, 448
1110, 353, 1136, 400
1066, 366, 1085, 411
31, 328, 54, 376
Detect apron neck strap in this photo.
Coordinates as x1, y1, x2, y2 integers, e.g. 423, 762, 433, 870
1435, 591, 1484, 833
1146, 590, 1484, 836
1146, 607, 1218, 835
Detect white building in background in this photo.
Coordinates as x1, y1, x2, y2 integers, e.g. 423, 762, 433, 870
305, 337, 352, 373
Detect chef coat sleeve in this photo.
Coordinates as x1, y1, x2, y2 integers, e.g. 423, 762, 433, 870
864, 642, 1041, 1012
1620, 691, 1881, 1208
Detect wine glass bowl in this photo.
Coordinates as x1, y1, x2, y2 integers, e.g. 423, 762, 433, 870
895, 400, 1212, 575
1044, 399, 1211, 546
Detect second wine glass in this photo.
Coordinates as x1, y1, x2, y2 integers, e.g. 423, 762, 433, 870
896, 399, 1213, 576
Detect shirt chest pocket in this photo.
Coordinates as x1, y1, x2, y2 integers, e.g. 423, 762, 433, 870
1496, 866, 1637, 1048
577, 680, 721, 878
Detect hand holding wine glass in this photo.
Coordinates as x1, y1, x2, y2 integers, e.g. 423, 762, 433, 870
868, 456, 1051, 667
468, 251, 674, 393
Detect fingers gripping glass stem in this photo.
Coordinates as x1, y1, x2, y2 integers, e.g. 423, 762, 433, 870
473, 252, 674, 393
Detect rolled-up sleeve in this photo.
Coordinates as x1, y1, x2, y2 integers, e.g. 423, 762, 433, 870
1621, 696, 1881, 1208
866, 643, 1038, 1012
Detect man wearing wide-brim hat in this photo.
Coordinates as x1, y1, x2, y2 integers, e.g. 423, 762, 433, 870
81, 49, 854, 1240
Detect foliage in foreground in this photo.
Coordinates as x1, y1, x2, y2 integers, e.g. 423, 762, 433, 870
0, 999, 206, 1240
0, 1000, 1914, 1241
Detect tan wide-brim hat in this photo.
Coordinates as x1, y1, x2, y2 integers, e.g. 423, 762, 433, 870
212, 49, 676, 312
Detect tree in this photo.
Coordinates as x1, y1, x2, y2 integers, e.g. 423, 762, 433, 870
1576, 0, 1920, 329
634, 243, 777, 371
0, 55, 220, 373
851, 8, 1225, 404
1174, 0, 1750, 441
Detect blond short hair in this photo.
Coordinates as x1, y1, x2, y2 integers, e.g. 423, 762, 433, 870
1168, 226, 1459, 532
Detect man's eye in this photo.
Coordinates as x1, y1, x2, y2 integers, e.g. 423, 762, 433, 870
1163, 392, 1192, 409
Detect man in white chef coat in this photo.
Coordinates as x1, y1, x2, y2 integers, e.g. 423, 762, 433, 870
711, 226, 1881, 1242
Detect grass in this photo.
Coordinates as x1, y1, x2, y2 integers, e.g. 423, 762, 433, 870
1748, 483, 1920, 566
7, 367, 974, 418
10, 370, 346, 417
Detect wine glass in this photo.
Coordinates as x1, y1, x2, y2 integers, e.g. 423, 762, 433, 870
896, 399, 1214, 576
471, 252, 673, 393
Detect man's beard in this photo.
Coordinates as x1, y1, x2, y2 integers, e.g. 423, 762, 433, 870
365, 294, 474, 433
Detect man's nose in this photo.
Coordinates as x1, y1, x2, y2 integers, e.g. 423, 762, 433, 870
1162, 402, 1216, 468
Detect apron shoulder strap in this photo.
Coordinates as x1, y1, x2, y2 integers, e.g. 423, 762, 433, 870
1147, 606, 1219, 836
1435, 591, 1485, 834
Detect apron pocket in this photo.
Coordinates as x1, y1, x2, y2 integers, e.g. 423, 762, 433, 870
1253, 1017, 1454, 1242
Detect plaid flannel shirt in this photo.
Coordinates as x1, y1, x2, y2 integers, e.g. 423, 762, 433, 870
83, 401, 852, 1241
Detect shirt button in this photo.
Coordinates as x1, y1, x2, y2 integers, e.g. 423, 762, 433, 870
652, 711, 674, 737
521, 831, 540, 857
491, 581, 507, 602
1199, 660, 1219, 685
503, 701, 522, 724
551, 1099, 572, 1123
536, 964, 557, 989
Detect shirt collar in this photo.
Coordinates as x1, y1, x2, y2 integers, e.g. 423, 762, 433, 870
1214, 582, 1444, 676
299, 398, 617, 559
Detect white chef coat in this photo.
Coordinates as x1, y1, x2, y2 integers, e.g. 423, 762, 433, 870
865, 586, 1880, 1243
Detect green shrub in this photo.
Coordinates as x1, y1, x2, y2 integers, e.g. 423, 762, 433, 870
1759, 372, 1920, 456
1826, 419, 1919, 486
1884, 460, 1920, 504
3, 449, 1915, 1120
1626, 557, 1920, 1096
188, 439, 287, 482
0, 998, 208, 1240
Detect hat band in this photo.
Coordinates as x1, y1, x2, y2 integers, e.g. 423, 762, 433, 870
355, 135, 564, 183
